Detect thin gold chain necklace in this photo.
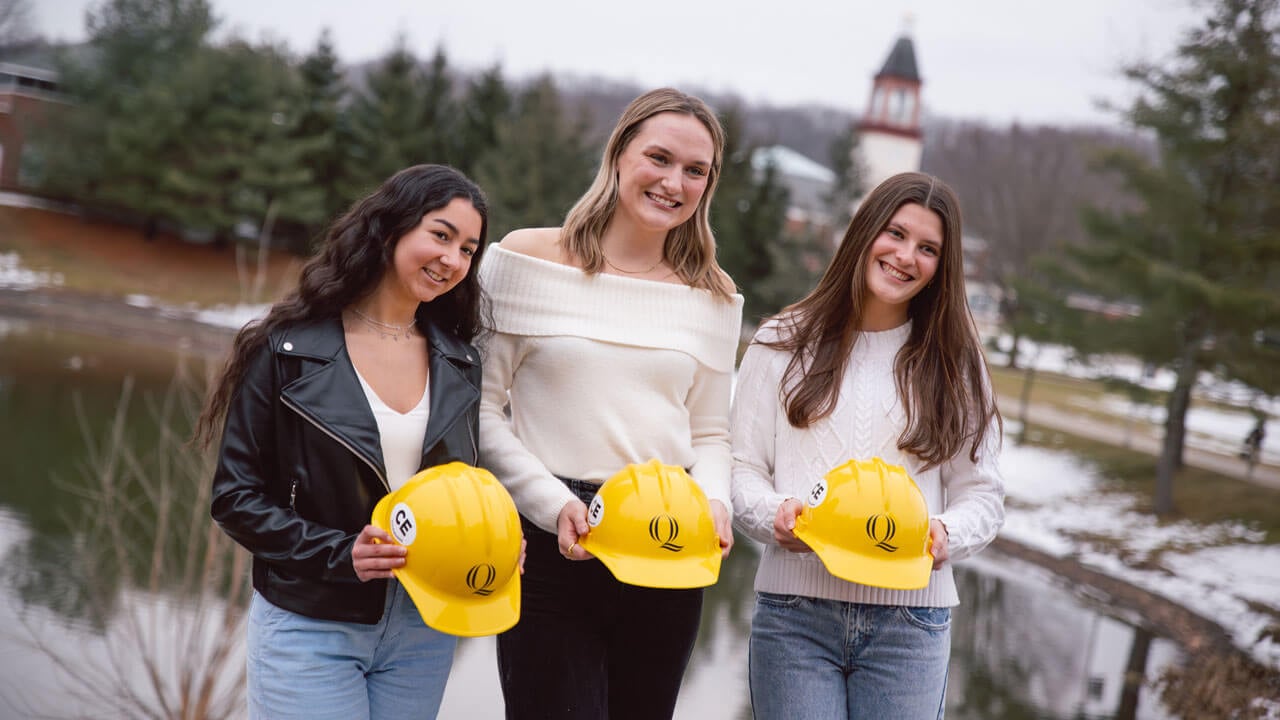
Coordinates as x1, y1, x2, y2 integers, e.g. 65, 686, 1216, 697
350, 307, 417, 341
603, 253, 665, 275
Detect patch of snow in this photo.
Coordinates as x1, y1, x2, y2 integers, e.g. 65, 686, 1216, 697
0, 252, 64, 290
1000, 435, 1280, 669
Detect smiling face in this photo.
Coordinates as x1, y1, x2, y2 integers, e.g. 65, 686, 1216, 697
860, 201, 943, 330
389, 197, 483, 305
612, 111, 715, 237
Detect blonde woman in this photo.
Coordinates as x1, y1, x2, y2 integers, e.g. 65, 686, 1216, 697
478, 88, 743, 719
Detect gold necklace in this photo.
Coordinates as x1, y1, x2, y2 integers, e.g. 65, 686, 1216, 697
603, 253, 665, 275
350, 307, 417, 342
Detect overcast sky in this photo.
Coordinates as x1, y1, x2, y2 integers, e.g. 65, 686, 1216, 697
34, 0, 1202, 127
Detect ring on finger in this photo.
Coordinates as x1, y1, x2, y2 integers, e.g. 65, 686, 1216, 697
564, 542, 577, 557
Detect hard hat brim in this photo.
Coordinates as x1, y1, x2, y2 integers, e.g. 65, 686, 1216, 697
394, 568, 522, 638
794, 528, 933, 591
583, 545, 722, 589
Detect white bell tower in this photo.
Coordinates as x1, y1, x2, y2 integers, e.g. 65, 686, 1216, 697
854, 23, 924, 203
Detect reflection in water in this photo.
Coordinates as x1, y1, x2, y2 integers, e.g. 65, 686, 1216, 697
0, 318, 1187, 719
950, 555, 1180, 720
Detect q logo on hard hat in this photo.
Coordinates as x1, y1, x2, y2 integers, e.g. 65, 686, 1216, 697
792, 458, 933, 591
466, 563, 497, 596
866, 513, 898, 552
370, 462, 522, 637
575, 460, 721, 589
648, 514, 683, 552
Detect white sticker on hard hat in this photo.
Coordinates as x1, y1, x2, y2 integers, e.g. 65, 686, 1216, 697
390, 502, 417, 545
805, 478, 828, 508
587, 495, 605, 527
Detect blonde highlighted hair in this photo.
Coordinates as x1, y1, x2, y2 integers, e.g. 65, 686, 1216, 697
561, 88, 735, 298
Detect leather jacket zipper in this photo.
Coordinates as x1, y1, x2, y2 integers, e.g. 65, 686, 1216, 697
467, 411, 478, 463
281, 396, 390, 493
290, 480, 298, 509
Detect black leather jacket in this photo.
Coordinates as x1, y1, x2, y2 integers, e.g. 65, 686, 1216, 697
210, 315, 481, 624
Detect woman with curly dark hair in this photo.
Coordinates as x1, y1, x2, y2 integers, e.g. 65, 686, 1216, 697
195, 164, 490, 720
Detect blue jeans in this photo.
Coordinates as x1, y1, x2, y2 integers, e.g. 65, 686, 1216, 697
749, 592, 951, 720
247, 581, 457, 720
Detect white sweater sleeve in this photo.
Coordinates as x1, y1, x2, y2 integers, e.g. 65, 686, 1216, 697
935, 416, 1005, 562
730, 339, 791, 545
686, 361, 733, 513
477, 330, 576, 534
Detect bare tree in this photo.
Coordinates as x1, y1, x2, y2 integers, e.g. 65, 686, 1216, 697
923, 120, 1144, 367
0, 0, 34, 48
11, 360, 249, 719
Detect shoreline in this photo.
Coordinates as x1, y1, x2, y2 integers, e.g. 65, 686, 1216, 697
4, 283, 1277, 701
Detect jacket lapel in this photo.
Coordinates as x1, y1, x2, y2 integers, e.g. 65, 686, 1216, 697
420, 319, 480, 465
278, 317, 386, 482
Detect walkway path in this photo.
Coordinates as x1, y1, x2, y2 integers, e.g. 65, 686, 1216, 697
1000, 395, 1280, 490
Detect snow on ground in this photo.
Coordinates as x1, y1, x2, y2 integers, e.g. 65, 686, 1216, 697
999, 432, 1280, 669
9, 283, 1280, 670
988, 335, 1279, 415
0, 253, 63, 290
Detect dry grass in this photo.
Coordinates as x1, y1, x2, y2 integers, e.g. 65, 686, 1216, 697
0, 206, 303, 307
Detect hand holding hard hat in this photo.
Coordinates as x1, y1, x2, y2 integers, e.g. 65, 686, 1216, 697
576, 459, 724, 589
792, 457, 936, 591
370, 462, 524, 637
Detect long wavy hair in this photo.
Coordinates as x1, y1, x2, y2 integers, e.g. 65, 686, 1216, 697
763, 172, 1000, 469
194, 164, 490, 447
561, 87, 735, 298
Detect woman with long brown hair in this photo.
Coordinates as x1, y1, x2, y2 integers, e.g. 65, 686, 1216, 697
477, 88, 743, 719
731, 172, 1004, 719
196, 164, 490, 720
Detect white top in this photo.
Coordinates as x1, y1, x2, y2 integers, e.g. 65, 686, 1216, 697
731, 318, 1005, 607
477, 244, 745, 533
353, 366, 430, 491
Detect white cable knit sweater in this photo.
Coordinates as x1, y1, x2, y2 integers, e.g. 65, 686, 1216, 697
477, 245, 745, 533
731, 318, 1004, 607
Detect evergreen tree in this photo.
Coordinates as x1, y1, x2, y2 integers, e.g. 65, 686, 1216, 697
344, 38, 443, 197
454, 64, 513, 178
158, 41, 324, 267
1061, 0, 1280, 514
474, 75, 594, 240
34, 0, 215, 230
290, 28, 350, 249
825, 120, 863, 230
712, 106, 789, 323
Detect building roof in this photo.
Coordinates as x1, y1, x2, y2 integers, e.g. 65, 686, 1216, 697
876, 35, 920, 82
751, 145, 836, 184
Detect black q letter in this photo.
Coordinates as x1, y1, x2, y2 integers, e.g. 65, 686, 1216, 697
648, 514, 684, 552
866, 514, 899, 552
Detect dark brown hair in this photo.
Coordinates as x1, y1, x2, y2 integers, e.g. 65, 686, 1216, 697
762, 171, 1000, 469
194, 164, 489, 447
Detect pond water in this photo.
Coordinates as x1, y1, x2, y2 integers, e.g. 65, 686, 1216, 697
0, 316, 1184, 719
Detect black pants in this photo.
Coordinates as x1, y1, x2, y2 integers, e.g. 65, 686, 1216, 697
498, 515, 704, 719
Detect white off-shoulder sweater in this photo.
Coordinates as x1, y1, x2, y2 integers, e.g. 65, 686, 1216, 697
731, 318, 1005, 607
477, 245, 745, 533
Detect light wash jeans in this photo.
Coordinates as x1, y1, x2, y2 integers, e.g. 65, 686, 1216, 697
246, 581, 456, 720
748, 592, 951, 720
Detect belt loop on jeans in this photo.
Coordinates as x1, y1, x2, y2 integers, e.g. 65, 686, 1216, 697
556, 476, 600, 505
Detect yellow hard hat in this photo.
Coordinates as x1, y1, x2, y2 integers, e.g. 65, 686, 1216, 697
576, 460, 722, 589
371, 462, 522, 637
793, 458, 933, 590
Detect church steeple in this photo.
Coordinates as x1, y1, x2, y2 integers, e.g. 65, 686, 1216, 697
859, 33, 923, 140
852, 24, 925, 201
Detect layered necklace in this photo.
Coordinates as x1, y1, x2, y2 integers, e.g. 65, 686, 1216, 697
350, 307, 417, 341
